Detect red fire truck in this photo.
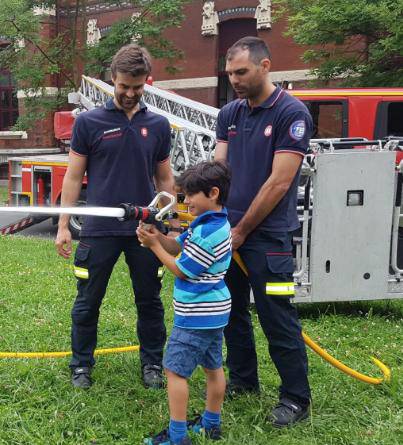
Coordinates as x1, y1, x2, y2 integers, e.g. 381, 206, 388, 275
3, 87, 403, 236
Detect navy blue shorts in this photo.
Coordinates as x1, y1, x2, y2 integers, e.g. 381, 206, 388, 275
163, 326, 224, 378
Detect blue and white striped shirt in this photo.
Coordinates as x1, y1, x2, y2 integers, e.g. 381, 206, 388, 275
174, 208, 232, 329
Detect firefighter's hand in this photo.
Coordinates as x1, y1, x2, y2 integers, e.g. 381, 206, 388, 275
136, 224, 160, 248
55, 227, 72, 258
231, 227, 247, 251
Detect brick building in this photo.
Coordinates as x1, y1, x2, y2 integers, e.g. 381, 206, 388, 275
1, 1, 314, 150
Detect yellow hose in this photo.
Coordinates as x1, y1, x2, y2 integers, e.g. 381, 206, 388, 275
0, 345, 139, 359
177, 211, 194, 222
0, 222, 391, 384
232, 251, 391, 385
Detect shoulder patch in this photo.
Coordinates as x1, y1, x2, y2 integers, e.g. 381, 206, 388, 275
264, 125, 272, 137
289, 120, 306, 140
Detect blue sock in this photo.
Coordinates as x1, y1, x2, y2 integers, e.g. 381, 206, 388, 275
202, 410, 221, 430
169, 419, 187, 444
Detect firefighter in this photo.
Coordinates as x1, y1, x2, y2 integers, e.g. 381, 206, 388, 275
55, 44, 180, 389
214, 37, 312, 427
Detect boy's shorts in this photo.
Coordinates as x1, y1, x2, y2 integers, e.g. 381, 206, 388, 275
163, 326, 224, 378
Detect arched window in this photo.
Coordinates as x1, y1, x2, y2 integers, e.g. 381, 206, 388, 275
217, 18, 257, 108
0, 69, 18, 130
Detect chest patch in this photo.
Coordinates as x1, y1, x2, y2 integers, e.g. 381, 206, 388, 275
141, 127, 148, 137
102, 127, 122, 140
264, 125, 272, 137
289, 120, 306, 140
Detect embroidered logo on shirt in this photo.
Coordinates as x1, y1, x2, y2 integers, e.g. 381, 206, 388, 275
289, 120, 306, 140
227, 124, 237, 136
264, 125, 272, 137
141, 127, 148, 137
103, 127, 121, 135
102, 127, 122, 140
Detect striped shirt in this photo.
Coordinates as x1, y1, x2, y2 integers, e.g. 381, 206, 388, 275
174, 208, 232, 329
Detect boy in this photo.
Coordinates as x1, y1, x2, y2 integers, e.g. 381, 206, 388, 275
137, 161, 232, 445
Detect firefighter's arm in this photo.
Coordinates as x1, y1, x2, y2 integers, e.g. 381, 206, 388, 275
214, 141, 228, 162
232, 152, 303, 249
154, 159, 181, 230
55, 151, 87, 258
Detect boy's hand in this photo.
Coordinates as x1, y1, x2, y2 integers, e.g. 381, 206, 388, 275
136, 224, 160, 248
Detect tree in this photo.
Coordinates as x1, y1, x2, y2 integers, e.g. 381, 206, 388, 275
86, 0, 189, 76
0, 0, 189, 130
273, 0, 403, 86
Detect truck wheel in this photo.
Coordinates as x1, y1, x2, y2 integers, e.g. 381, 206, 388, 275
68, 191, 86, 239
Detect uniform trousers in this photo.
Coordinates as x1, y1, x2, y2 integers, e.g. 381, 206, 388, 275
70, 236, 166, 369
224, 229, 311, 406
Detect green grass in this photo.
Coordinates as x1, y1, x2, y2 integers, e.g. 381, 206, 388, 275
0, 185, 7, 206
0, 236, 402, 445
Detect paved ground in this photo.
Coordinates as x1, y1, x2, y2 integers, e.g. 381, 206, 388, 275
0, 211, 58, 239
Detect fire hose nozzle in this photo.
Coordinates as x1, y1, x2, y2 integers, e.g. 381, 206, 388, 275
119, 192, 177, 223
118, 203, 159, 223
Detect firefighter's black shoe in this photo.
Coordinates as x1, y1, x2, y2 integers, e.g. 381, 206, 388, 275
142, 364, 165, 389
187, 415, 222, 440
71, 367, 92, 388
270, 398, 310, 428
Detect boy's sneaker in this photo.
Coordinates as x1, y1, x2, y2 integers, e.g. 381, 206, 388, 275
71, 367, 92, 388
144, 428, 192, 445
187, 415, 222, 440
270, 398, 310, 428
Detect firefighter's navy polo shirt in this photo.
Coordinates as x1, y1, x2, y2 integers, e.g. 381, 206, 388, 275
71, 98, 171, 236
216, 87, 312, 232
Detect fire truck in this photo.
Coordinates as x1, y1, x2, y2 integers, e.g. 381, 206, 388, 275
4, 79, 403, 238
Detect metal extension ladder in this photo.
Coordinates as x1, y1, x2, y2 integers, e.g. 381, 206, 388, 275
68, 75, 219, 176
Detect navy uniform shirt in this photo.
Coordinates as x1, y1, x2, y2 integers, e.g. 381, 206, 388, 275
71, 98, 171, 236
216, 87, 312, 232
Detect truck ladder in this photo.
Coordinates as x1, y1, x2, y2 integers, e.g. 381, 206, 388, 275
68, 76, 219, 175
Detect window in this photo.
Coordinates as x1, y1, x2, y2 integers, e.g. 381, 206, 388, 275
0, 69, 18, 130
303, 101, 348, 139
387, 102, 403, 137
217, 18, 257, 108
374, 101, 403, 139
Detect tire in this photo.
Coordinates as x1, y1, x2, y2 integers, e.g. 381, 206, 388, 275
68, 190, 86, 240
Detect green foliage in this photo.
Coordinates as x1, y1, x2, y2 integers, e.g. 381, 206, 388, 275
0, 186, 8, 205
0, 236, 402, 444
0, 0, 189, 131
86, 0, 189, 76
273, 0, 403, 86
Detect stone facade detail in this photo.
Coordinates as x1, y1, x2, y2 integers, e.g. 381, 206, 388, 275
131, 12, 142, 43
255, 0, 272, 29
86, 19, 102, 46
32, 5, 56, 16
201, 1, 219, 36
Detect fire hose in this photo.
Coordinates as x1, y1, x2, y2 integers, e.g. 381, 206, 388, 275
0, 194, 391, 384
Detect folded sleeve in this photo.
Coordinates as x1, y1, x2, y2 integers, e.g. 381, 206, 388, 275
175, 233, 215, 278
216, 109, 229, 143
70, 114, 90, 156
157, 118, 172, 163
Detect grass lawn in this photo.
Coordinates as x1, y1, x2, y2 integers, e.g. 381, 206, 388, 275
0, 185, 7, 206
0, 236, 401, 444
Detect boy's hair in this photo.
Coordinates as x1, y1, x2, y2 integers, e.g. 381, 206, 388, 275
111, 44, 152, 78
226, 36, 272, 65
176, 161, 231, 205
